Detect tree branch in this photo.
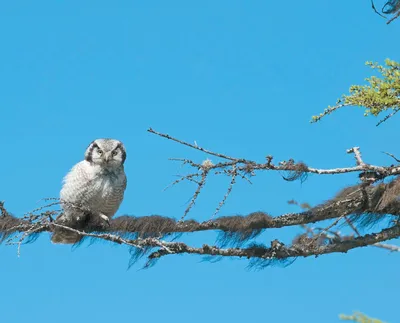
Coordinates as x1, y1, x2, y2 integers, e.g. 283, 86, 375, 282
2, 131, 400, 269
148, 128, 400, 177
146, 222, 400, 266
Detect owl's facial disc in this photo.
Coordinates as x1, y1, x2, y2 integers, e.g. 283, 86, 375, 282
85, 139, 126, 168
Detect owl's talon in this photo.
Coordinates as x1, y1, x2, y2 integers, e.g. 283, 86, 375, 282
99, 213, 110, 226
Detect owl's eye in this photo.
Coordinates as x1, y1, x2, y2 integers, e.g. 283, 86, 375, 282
97, 149, 103, 155
112, 150, 119, 157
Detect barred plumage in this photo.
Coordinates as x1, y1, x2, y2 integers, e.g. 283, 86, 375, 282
51, 139, 127, 244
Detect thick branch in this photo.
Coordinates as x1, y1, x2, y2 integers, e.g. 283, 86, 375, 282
1, 181, 399, 246
1, 192, 399, 268
148, 223, 400, 263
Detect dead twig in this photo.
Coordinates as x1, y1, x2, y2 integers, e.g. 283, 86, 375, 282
382, 151, 400, 164
148, 128, 242, 162
213, 166, 237, 218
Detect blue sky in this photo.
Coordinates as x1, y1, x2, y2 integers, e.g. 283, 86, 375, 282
0, 1, 399, 322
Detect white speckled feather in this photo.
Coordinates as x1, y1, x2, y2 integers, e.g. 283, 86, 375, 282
52, 138, 127, 244
60, 160, 127, 218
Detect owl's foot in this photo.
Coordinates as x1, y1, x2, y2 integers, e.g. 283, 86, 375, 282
99, 213, 110, 227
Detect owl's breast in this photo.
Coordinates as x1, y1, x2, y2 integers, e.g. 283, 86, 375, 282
88, 174, 126, 217
61, 162, 126, 218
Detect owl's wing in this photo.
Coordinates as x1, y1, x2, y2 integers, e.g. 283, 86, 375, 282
53, 162, 93, 244
122, 172, 127, 190
60, 161, 93, 210
103, 172, 127, 217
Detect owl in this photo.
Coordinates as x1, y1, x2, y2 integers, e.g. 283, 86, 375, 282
51, 139, 127, 244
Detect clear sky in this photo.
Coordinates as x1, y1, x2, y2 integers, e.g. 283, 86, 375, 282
0, 1, 399, 323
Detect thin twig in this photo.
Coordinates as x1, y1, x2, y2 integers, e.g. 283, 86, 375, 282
163, 173, 202, 191
148, 128, 240, 161
311, 103, 350, 123
212, 166, 237, 218
376, 107, 400, 125
382, 151, 400, 163
180, 170, 208, 220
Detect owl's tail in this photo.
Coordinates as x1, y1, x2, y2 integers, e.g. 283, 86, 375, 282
51, 211, 110, 244
50, 212, 84, 244
51, 230, 82, 244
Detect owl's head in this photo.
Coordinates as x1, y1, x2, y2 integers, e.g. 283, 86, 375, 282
85, 139, 126, 168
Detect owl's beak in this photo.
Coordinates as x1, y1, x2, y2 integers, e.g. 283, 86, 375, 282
104, 152, 112, 163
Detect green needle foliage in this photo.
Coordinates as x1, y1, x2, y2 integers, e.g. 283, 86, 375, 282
340, 312, 387, 323
312, 59, 400, 125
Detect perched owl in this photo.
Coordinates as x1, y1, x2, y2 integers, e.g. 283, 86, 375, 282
51, 139, 127, 244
